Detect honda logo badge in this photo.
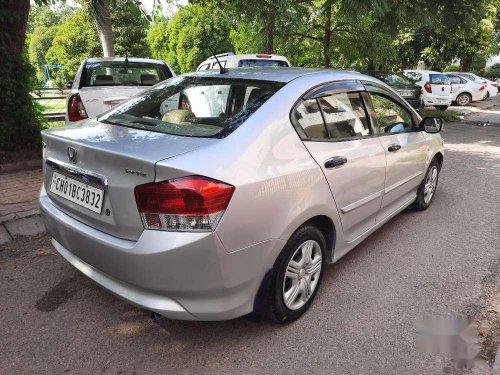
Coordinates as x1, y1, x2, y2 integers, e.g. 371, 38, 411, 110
67, 147, 77, 163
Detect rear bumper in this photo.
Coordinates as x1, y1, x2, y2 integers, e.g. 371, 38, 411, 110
423, 95, 452, 106
406, 98, 423, 109
40, 187, 284, 321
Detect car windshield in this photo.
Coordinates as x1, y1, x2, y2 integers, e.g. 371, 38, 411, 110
81, 61, 172, 87
99, 76, 285, 138
237, 59, 289, 68
370, 73, 415, 86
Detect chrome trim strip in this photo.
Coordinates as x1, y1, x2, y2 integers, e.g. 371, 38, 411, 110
46, 157, 108, 187
384, 171, 423, 194
341, 190, 384, 214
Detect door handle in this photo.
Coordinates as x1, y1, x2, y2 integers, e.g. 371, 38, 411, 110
324, 156, 347, 169
388, 144, 401, 152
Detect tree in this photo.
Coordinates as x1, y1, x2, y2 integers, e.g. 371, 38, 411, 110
147, 4, 233, 73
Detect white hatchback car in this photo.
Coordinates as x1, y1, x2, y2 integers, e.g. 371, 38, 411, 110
196, 52, 290, 71
403, 70, 452, 110
446, 74, 485, 106
66, 57, 175, 122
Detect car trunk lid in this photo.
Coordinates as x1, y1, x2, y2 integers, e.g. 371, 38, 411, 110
42, 119, 218, 240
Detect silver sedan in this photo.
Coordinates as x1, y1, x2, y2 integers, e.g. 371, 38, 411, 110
40, 68, 444, 322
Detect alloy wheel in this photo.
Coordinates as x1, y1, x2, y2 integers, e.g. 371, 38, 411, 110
282, 240, 322, 310
457, 94, 470, 106
423, 166, 438, 204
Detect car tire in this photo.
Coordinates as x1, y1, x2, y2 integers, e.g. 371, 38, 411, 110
267, 224, 326, 323
456, 93, 472, 106
435, 105, 448, 111
412, 158, 440, 211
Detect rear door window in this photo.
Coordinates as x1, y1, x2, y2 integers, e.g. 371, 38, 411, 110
81, 61, 172, 87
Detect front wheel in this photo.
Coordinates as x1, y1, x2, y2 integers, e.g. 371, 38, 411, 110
435, 105, 448, 111
412, 158, 440, 211
267, 224, 325, 323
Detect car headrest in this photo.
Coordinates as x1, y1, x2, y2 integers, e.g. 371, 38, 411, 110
140, 74, 158, 86
94, 75, 114, 85
161, 109, 196, 124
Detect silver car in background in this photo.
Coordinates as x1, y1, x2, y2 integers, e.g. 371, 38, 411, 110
40, 69, 444, 323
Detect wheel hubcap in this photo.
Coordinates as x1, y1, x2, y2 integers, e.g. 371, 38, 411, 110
283, 240, 322, 310
423, 166, 438, 204
458, 95, 470, 105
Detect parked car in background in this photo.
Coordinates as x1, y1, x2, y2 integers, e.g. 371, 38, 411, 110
446, 73, 485, 106
362, 71, 422, 109
196, 52, 290, 71
40, 68, 444, 323
66, 57, 175, 122
448, 72, 497, 99
403, 70, 452, 110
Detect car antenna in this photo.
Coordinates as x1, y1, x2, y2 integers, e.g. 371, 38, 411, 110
209, 48, 228, 74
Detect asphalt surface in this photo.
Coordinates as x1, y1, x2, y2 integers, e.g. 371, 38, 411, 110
1, 115, 499, 374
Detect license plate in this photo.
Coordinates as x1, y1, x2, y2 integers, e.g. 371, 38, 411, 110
398, 90, 414, 97
50, 172, 104, 213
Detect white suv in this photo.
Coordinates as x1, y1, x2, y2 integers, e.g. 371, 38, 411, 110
196, 53, 290, 71
66, 57, 175, 122
403, 70, 452, 110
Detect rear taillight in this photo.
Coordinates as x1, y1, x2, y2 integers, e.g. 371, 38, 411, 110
134, 176, 234, 232
417, 88, 423, 96
68, 93, 88, 122
424, 82, 432, 93
479, 85, 486, 91
492, 83, 497, 88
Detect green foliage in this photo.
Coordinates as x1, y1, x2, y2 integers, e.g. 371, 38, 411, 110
418, 108, 461, 122
28, 25, 59, 84
0, 48, 47, 151
45, 9, 102, 82
109, 0, 150, 57
444, 64, 460, 72
147, 5, 233, 73
484, 63, 500, 78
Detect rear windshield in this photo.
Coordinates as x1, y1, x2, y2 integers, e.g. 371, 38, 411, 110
429, 74, 450, 85
81, 61, 172, 87
237, 59, 289, 68
99, 76, 284, 138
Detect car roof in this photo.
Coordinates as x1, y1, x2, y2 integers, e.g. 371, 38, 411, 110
184, 67, 367, 83
404, 69, 442, 74
86, 57, 167, 65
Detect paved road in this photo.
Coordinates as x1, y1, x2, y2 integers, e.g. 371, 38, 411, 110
1, 121, 499, 375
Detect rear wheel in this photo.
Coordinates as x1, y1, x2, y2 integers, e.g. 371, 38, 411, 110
412, 158, 440, 211
435, 105, 448, 111
267, 224, 325, 323
456, 93, 472, 106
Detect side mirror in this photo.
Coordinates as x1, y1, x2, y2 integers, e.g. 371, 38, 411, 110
65, 80, 73, 89
420, 117, 443, 133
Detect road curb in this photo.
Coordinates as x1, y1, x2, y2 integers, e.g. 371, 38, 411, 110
0, 159, 42, 174
0, 213, 46, 245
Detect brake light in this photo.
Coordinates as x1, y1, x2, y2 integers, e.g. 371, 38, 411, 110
493, 83, 497, 88
417, 88, 423, 96
134, 176, 234, 231
424, 82, 432, 93
68, 93, 88, 122
479, 85, 486, 91
256, 54, 272, 59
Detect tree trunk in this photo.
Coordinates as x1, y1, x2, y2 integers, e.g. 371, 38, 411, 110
96, 2, 115, 57
460, 57, 473, 72
263, 12, 274, 54
323, 4, 332, 68
2, 0, 30, 54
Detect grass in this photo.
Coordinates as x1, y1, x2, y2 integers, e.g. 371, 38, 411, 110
39, 100, 66, 113
44, 121, 65, 128
417, 108, 461, 122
